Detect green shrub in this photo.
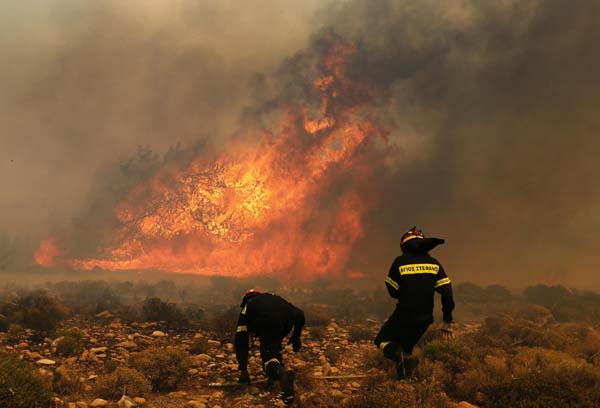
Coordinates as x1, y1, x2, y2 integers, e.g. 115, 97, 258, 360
344, 378, 453, 408
0, 351, 52, 408
361, 347, 389, 371
14, 291, 64, 339
56, 329, 86, 357
209, 306, 239, 341
6, 324, 25, 344
348, 326, 373, 342
142, 298, 188, 328
189, 336, 209, 355
422, 340, 470, 374
95, 367, 151, 399
53, 365, 83, 396
0, 313, 8, 332
304, 308, 330, 327
129, 347, 190, 392
482, 365, 600, 407
310, 326, 327, 341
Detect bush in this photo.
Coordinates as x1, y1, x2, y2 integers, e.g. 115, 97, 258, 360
6, 324, 25, 344
95, 367, 152, 399
310, 327, 327, 341
477, 363, 600, 407
422, 340, 470, 374
449, 345, 600, 406
189, 336, 209, 355
142, 298, 188, 328
304, 307, 330, 327
53, 365, 83, 396
13, 291, 64, 339
209, 306, 239, 341
0, 351, 52, 408
129, 347, 190, 392
361, 347, 389, 371
348, 326, 373, 342
344, 378, 453, 408
56, 329, 86, 357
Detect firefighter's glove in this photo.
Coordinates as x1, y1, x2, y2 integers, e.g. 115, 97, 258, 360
441, 322, 454, 340
288, 336, 302, 352
238, 370, 251, 384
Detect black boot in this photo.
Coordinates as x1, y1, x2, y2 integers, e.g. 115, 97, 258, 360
280, 369, 296, 405
395, 351, 418, 380
267, 362, 295, 404
404, 355, 419, 378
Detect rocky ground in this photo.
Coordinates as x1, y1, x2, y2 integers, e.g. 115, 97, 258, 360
0, 314, 481, 408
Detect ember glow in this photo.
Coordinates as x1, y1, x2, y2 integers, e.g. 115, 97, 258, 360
36, 38, 388, 279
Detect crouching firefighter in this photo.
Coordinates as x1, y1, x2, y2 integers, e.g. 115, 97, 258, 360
375, 227, 455, 379
235, 289, 305, 404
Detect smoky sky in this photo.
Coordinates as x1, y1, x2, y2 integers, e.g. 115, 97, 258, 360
1, 0, 599, 288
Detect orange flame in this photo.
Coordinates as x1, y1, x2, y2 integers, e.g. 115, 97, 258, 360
34, 237, 61, 267
43, 37, 387, 280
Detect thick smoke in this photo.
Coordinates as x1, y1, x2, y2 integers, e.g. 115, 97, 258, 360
2, 0, 599, 287
327, 0, 600, 287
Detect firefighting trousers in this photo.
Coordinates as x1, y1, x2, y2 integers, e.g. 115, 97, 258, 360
374, 309, 431, 358
259, 331, 284, 380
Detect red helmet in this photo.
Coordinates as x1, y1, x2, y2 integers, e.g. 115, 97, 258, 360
240, 288, 262, 307
401, 226, 425, 245
244, 288, 262, 297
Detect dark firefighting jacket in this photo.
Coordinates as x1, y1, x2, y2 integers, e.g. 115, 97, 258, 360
385, 242, 455, 324
234, 293, 305, 370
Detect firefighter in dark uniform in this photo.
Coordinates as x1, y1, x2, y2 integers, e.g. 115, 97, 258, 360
375, 226, 455, 378
234, 289, 305, 404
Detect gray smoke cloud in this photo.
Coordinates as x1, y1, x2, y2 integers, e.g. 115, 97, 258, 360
1, 0, 599, 287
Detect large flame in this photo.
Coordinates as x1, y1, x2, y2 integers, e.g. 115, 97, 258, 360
34, 237, 61, 267
37, 38, 388, 279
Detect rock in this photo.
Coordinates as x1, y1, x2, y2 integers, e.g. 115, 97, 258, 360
196, 353, 211, 362
211, 391, 224, 399
36, 358, 56, 366
184, 401, 206, 408
90, 347, 107, 354
117, 396, 137, 408
52, 397, 65, 406
168, 391, 187, 398
75, 402, 88, 408
458, 403, 479, 408
116, 341, 138, 350
331, 390, 345, 398
90, 399, 108, 407
151, 330, 166, 337
95, 310, 113, 319
133, 397, 146, 405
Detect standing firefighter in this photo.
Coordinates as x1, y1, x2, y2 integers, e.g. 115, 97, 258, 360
375, 226, 455, 379
235, 289, 305, 404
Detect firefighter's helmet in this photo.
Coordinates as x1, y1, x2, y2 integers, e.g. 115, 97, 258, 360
240, 288, 262, 307
401, 226, 425, 245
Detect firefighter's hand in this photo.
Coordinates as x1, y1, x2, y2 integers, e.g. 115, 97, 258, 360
288, 336, 301, 352
238, 370, 251, 384
441, 322, 454, 340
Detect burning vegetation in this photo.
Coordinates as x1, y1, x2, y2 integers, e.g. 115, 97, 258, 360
37, 35, 386, 280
